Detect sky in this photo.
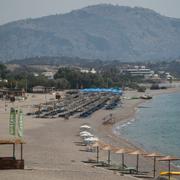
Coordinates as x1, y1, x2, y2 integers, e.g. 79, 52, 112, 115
0, 0, 180, 25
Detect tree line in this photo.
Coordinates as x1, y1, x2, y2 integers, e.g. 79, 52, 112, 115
0, 64, 143, 91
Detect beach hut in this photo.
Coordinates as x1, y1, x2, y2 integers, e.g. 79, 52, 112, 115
0, 139, 25, 169
32, 86, 46, 93
144, 152, 164, 178
158, 156, 180, 180
128, 150, 145, 173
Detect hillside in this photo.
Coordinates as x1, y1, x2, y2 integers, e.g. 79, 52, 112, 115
1, 4, 180, 62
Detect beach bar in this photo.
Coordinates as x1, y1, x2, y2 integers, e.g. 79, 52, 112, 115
0, 139, 25, 169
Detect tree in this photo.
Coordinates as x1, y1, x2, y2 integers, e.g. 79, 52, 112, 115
55, 78, 70, 89
0, 64, 8, 79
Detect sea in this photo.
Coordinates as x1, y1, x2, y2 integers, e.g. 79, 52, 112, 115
114, 92, 180, 165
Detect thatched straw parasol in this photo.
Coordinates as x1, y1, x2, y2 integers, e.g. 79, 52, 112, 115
91, 141, 105, 163
158, 155, 180, 180
114, 148, 131, 169
128, 150, 145, 172
144, 152, 164, 178
102, 144, 112, 165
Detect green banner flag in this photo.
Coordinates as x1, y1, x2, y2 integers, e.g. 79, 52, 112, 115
9, 107, 16, 136
18, 109, 24, 138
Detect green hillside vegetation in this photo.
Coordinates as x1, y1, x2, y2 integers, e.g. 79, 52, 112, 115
1, 4, 180, 61
0, 64, 143, 91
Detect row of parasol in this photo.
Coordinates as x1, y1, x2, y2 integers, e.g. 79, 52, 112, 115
91, 141, 180, 180
79, 124, 180, 180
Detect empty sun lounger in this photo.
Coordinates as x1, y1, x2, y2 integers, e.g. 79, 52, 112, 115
107, 165, 137, 174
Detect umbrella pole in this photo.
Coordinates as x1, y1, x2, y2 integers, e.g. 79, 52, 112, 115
153, 157, 156, 178
168, 160, 171, 180
122, 153, 125, 169
97, 146, 99, 163
136, 154, 139, 173
108, 150, 111, 165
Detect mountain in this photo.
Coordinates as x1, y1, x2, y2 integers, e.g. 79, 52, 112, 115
1, 4, 180, 62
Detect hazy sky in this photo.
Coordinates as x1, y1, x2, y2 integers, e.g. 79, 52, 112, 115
0, 0, 180, 25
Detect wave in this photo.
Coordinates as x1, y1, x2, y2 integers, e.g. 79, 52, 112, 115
113, 118, 136, 136
119, 92, 180, 160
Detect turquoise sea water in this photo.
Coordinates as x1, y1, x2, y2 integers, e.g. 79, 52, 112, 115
118, 92, 180, 160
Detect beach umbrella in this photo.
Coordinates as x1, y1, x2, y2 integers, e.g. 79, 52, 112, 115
114, 148, 131, 169
80, 133, 94, 138
92, 141, 104, 163
84, 137, 98, 141
102, 145, 112, 165
158, 156, 180, 180
128, 150, 145, 173
84, 137, 99, 144
80, 131, 91, 135
80, 132, 92, 136
80, 133, 92, 138
144, 152, 164, 178
80, 125, 91, 129
80, 131, 93, 136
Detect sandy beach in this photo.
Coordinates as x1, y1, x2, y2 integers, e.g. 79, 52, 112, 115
0, 88, 180, 180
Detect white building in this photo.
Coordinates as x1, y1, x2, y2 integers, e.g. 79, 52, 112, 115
166, 73, 174, 80
80, 68, 97, 74
80, 69, 89, 73
124, 67, 154, 77
42, 72, 55, 80
90, 68, 96, 74
32, 86, 46, 93
33, 73, 39, 77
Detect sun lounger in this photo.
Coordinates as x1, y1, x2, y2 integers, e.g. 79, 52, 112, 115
107, 165, 137, 174
91, 160, 111, 167
82, 158, 97, 164
107, 164, 125, 171
124, 167, 138, 174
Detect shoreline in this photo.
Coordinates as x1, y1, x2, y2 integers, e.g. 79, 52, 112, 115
0, 88, 180, 180
109, 87, 180, 150
86, 87, 180, 171
92, 87, 180, 173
